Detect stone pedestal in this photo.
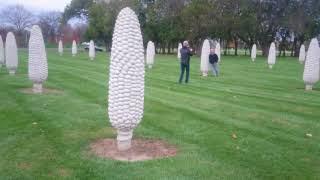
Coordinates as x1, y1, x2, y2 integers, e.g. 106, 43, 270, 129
9, 70, 16, 75
117, 130, 133, 151
33, 83, 43, 94
305, 84, 313, 91
202, 72, 208, 77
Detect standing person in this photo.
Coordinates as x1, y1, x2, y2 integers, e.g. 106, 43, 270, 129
209, 48, 219, 77
179, 41, 193, 84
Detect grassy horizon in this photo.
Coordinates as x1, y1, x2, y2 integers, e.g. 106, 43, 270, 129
0, 49, 319, 179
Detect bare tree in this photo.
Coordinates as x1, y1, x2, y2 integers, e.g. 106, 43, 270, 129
38, 11, 62, 43
0, 5, 35, 33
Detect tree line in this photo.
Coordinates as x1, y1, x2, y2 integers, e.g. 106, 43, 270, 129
64, 0, 319, 56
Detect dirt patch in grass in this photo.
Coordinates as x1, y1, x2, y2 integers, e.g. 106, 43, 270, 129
57, 168, 71, 177
20, 88, 63, 95
17, 162, 32, 170
90, 138, 177, 162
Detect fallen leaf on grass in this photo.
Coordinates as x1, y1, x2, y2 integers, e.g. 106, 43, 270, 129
232, 133, 237, 139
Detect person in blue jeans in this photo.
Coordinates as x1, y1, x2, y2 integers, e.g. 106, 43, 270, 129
209, 48, 219, 76
179, 41, 193, 84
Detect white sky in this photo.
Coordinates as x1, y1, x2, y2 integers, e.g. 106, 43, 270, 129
0, 0, 72, 11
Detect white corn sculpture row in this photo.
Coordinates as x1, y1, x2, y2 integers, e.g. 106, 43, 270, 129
177, 43, 182, 59
108, 7, 145, 151
251, 44, 257, 62
89, 40, 95, 60
28, 25, 48, 94
216, 42, 221, 62
268, 42, 276, 69
146, 41, 155, 68
303, 38, 320, 91
72, 40, 77, 57
299, 44, 306, 64
200, 39, 210, 76
0, 36, 4, 68
5, 32, 18, 75
58, 40, 63, 56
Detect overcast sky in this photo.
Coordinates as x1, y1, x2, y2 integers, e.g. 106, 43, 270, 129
0, 0, 71, 11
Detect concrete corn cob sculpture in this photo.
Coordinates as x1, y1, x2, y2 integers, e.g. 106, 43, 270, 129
28, 25, 48, 94
216, 42, 221, 62
89, 40, 95, 60
200, 39, 210, 76
177, 43, 182, 59
251, 44, 257, 62
268, 42, 276, 69
146, 41, 155, 68
299, 44, 306, 64
72, 40, 77, 57
0, 36, 4, 68
58, 40, 63, 56
5, 32, 18, 75
303, 38, 320, 91
108, 7, 145, 151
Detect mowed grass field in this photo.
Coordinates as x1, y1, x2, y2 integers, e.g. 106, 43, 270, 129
0, 49, 319, 179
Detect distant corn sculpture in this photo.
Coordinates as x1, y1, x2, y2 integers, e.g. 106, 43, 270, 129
89, 40, 95, 60
303, 38, 320, 91
5, 32, 18, 75
216, 42, 221, 62
0, 36, 4, 68
72, 40, 77, 57
177, 43, 182, 59
28, 25, 48, 94
299, 44, 306, 64
108, 7, 145, 151
267, 42, 276, 69
200, 39, 210, 76
146, 41, 155, 68
58, 40, 63, 56
251, 44, 257, 62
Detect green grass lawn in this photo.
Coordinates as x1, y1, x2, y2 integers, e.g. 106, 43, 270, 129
0, 49, 319, 179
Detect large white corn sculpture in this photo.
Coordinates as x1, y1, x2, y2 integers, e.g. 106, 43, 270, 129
72, 40, 77, 57
5, 32, 18, 75
299, 44, 306, 64
146, 41, 155, 68
177, 43, 182, 59
58, 40, 63, 56
251, 44, 257, 62
303, 38, 320, 91
28, 25, 48, 94
0, 36, 4, 68
200, 39, 210, 76
216, 42, 221, 62
89, 40, 95, 60
267, 42, 276, 69
108, 7, 145, 151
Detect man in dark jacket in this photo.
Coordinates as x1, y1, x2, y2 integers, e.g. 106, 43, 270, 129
179, 41, 193, 83
209, 48, 219, 76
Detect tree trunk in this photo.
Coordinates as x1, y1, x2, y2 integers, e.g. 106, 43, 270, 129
261, 44, 269, 56
224, 40, 228, 56
167, 42, 171, 54
234, 38, 238, 56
